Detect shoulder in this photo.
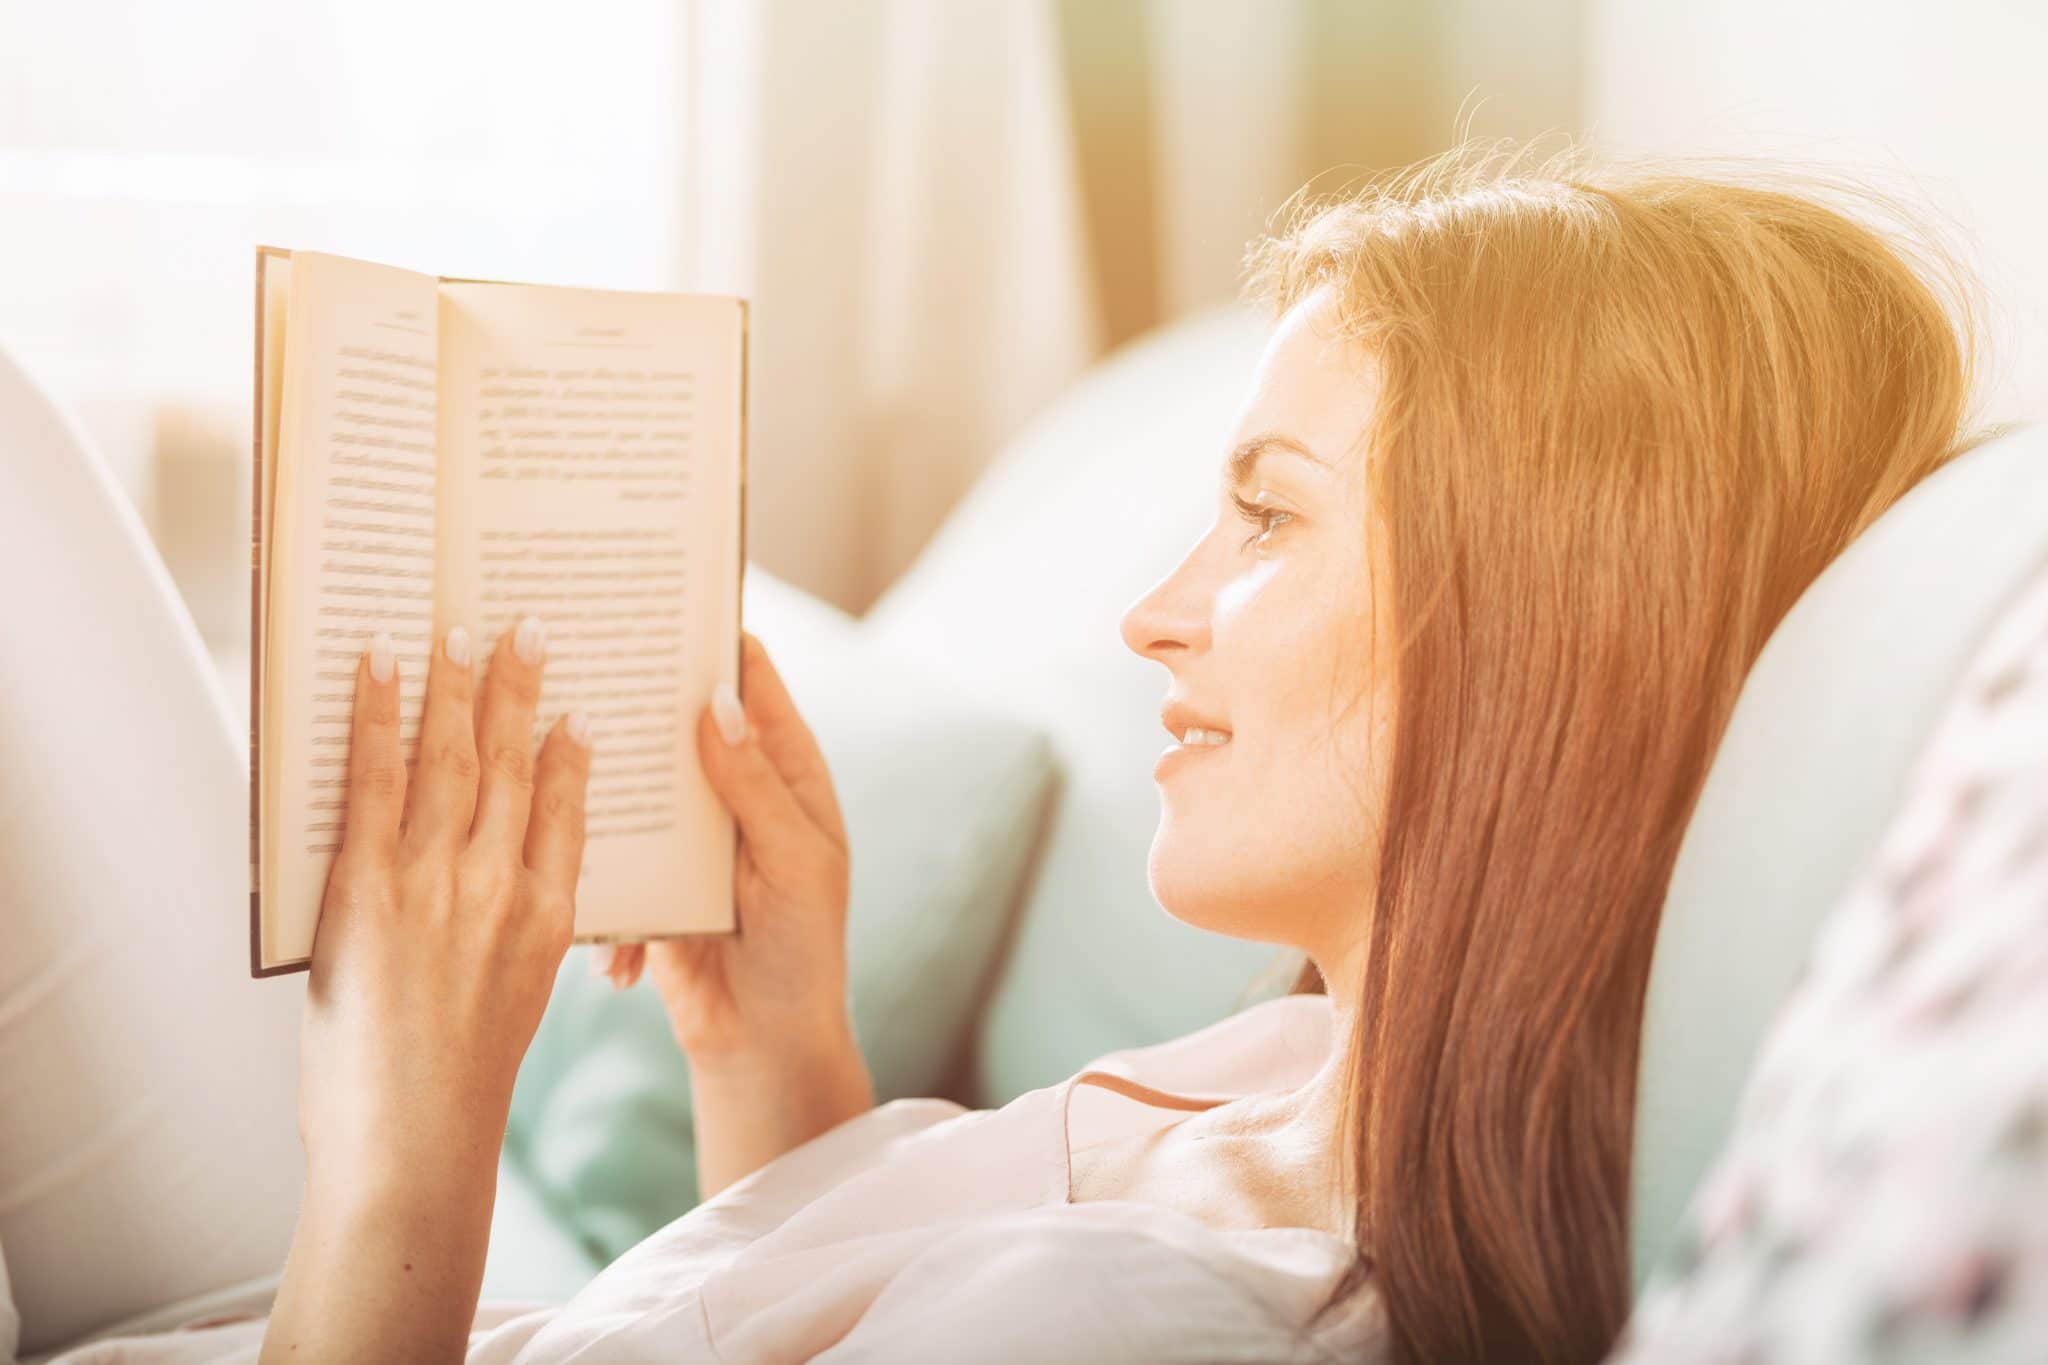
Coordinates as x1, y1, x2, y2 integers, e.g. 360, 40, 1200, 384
814, 1201, 1386, 1364
1076, 992, 1336, 1098
704, 1095, 976, 1215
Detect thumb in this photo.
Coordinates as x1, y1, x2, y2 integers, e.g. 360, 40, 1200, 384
698, 685, 812, 869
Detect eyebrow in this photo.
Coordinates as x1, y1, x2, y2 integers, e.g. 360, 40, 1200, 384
1225, 433, 1332, 489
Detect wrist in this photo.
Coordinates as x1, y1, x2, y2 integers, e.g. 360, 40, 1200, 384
675, 986, 860, 1072
303, 1154, 486, 1233
681, 1007, 867, 1085
272, 1128, 498, 1365
304, 1103, 505, 1206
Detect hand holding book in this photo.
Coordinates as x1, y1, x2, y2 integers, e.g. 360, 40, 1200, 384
250, 249, 748, 975
265, 619, 590, 1361
299, 616, 587, 1177
599, 630, 876, 1199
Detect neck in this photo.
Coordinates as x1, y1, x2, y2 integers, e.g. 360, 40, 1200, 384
1146, 940, 1366, 1238
1278, 938, 1365, 1233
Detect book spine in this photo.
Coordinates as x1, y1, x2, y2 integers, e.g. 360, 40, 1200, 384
249, 248, 268, 975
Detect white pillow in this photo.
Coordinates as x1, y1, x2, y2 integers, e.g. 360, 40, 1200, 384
0, 342, 307, 1356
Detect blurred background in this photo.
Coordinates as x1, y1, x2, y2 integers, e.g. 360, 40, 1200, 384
4, 0, 2045, 698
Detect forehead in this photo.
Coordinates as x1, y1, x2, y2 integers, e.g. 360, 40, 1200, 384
1230, 287, 1379, 475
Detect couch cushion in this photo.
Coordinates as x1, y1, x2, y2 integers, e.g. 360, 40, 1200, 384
864, 307, 1292, 1109
479, 1153, 605, 1304
1632, 422, 2048, 1288
504, 566, 1058, 1267
0, 343, 311, 1357
1610, 559, 2048, 1361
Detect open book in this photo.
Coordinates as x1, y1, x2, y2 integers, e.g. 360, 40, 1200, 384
250, 249, 746, 976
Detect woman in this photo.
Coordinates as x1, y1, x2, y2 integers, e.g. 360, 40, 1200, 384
30, 140, 1984, 1364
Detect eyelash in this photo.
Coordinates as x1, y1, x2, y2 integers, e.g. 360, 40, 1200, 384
1229, 491, 1293, 549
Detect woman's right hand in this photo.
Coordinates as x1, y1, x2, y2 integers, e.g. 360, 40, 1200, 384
600, 631, 873, 1193
607, 629, 852, 1057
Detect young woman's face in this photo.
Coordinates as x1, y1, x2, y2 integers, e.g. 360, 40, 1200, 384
1118, 287, 1395, 962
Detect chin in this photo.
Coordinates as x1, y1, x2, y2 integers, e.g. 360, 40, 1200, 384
1147, 808, 1371, 952
1146, 824, 1264, 940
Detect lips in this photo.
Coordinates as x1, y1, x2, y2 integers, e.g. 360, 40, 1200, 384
1155, 699, 1232, 782
1159, 700, 1232, 746
1153, 729, 1230, 781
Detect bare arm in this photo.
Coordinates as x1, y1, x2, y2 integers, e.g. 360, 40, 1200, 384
264, 1147, 498, 1364
687, 1026, 874, 1199
260, 619, 589, 1364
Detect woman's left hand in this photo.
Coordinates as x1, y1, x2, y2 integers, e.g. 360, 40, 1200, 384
297, 615, 589, 1180
264, 616, 590, 1364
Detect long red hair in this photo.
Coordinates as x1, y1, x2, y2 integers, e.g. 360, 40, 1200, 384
1249, 139, 1986, 1363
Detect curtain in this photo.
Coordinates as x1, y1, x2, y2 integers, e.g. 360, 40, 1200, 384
680, 0, 1577, 614
678, 0, 1102, 614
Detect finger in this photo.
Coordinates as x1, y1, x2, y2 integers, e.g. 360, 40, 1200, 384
523, 711, 593, 923
591, 943, 646, 990
470, 614, 548, 855
400, 625, 480, 855
339, 629, 407, 869
731, 632, 848, 852
698, 694, 816, 874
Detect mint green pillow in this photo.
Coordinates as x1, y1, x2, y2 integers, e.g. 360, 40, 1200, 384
500, 568, 1057, 1270
480, 1152, 604, 1303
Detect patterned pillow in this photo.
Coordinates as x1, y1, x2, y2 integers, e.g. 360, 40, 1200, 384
1610, 563, 2048, 1364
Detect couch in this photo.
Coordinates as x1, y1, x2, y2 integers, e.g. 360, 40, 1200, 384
6, 305, 2048, 1359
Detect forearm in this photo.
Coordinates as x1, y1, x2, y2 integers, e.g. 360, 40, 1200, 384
687, 1025, 875, 1200
260, 1146, 498, 1365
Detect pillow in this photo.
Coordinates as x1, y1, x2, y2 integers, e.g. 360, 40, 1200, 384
479, 1152, 604, 1304
0, 343, 308, 1356
500, 566, 1058, 1268
1632, 422, 2048, 1283
1608, 561, 2048, 1362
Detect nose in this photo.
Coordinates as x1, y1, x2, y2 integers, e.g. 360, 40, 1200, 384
1119, 550, 1211, 663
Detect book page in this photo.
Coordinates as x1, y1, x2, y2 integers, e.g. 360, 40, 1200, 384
437, 281, 743, 940
263, 252, 440, 967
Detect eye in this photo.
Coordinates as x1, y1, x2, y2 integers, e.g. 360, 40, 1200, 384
1229, 490, 1294, 550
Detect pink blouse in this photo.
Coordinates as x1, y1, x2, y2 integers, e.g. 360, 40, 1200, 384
53, 992, 1386, 1363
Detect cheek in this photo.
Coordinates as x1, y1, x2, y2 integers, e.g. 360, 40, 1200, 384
1149, 578, 1384, 934
1241, 690, 1381, 856
1211, 554, 1278, 624
1231, 575, 1374, 766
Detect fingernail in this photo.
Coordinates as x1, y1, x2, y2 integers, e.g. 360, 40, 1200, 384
711, 681, 747, 745
369, 630, 395, 683
566, 710, 592, 748
445, 624, 472, 668
588, 944, 616, 979
514, 615, 546, 665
